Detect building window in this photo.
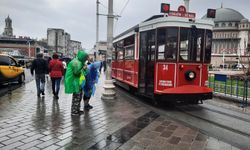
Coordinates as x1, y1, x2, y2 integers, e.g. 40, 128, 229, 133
222, 23, 226, 27
235, 23, 238, 27
229, 23, 232, 27
215, 23, 219, 27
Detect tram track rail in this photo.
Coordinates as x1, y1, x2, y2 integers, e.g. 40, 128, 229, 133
115, 86, 250, 150
177, 105, 250, 138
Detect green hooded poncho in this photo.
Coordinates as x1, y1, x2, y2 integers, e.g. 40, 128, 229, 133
64, 50, 88, 94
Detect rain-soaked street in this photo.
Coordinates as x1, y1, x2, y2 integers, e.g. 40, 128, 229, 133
0, 73, 247, 150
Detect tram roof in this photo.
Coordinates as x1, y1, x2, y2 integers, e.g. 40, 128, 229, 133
114, 15, 214, 42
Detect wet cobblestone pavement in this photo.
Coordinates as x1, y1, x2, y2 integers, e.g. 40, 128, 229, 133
0, 74, 241, 150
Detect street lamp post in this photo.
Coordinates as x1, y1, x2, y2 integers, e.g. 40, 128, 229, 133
101, 0, 116, 100
27, 40, 31, 58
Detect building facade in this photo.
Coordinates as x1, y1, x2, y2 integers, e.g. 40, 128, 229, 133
68, 40, 82, 58
47, 28, 82, 57
47, 28, 67, 55
95, 41, 107, 61
203, 7, 250, 67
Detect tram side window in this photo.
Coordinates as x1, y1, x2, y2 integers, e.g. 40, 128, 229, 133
124, 35, 135, 60
112, 46, 117, 60
117, 40, 124, 60
117, 48, 124, 60
124, 45, 134, 59
204, 30, 212, 63
157, 27, 178, 60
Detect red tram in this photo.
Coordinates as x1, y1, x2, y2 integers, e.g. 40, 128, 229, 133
112, 5, 214, 104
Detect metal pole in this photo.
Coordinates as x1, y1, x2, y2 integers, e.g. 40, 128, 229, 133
106, 0, 113, 80
96, 0, 99, 44
101, 0, 116, 100
222, 49, 225, 69
28, 41, 31, 58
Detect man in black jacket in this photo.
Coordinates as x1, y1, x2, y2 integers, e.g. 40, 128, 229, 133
31, 53, 48, 97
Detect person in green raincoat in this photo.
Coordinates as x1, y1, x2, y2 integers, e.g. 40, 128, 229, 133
64, 50, 88, 116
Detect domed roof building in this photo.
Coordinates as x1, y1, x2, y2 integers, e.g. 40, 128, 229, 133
210, 8, 244, 22
202, 7, 250, 67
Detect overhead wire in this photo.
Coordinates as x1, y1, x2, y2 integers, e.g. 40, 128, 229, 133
97, 0, 131, 36
114, 0, 130, 34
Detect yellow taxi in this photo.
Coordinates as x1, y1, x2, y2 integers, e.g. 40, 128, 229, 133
0, 54, 25, 85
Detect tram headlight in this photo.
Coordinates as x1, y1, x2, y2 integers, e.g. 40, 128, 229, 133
185, 71, 196, 81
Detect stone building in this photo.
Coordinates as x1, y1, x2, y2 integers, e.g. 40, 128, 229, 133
203, 7, 250, 68
47, 28, 82, 57
2, 15, 13, 37
47, 28, 68, 55
68, 40, 82, 58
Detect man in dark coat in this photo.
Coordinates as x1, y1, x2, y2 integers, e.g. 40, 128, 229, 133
31, 53, 48, 97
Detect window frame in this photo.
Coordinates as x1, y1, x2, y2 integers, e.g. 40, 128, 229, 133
156, 27, 178, 61
179, 27, 205, 63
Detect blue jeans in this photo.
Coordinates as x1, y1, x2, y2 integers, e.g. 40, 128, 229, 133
51, 77, 62, 96
35, 74, 45, 95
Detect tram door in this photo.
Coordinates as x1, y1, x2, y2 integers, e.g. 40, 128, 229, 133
139, 30, 156, 96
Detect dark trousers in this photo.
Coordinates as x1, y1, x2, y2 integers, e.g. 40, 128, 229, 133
35, 74, 45, 95
51, 77, 62, 96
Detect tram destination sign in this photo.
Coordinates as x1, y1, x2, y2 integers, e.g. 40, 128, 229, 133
168, 5, 196, 19
168, 11, 196, 18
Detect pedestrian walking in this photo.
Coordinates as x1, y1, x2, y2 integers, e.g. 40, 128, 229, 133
82, 61, 101, 110
48, 53, 64, 99
46, 57, 52, 81
31, 53, 48, 97
103, 60, 106, 72
64, 50, 88, 116
99, 61, 103, 73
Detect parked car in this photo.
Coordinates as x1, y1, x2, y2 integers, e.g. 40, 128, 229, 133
0, 54, 25, 85
232, 63, 246, 69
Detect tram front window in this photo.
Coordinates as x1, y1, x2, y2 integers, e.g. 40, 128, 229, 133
157, 27, 178, 60
179, 28, 205, 62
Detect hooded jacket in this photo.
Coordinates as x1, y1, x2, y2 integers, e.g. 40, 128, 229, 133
30, 53, 48, 75
64, 50, 88, 94
83, 61, 101, 97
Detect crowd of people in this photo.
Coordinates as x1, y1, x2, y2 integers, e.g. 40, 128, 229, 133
30, 50, 102, 116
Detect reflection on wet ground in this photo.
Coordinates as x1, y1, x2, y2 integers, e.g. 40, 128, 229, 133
87, 111, 159, 150
0, 74, 242, 150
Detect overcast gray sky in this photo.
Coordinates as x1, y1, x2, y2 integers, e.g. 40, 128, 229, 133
1, 0, 250, 50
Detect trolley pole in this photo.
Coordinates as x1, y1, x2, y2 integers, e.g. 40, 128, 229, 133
101, 0, 116, 100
